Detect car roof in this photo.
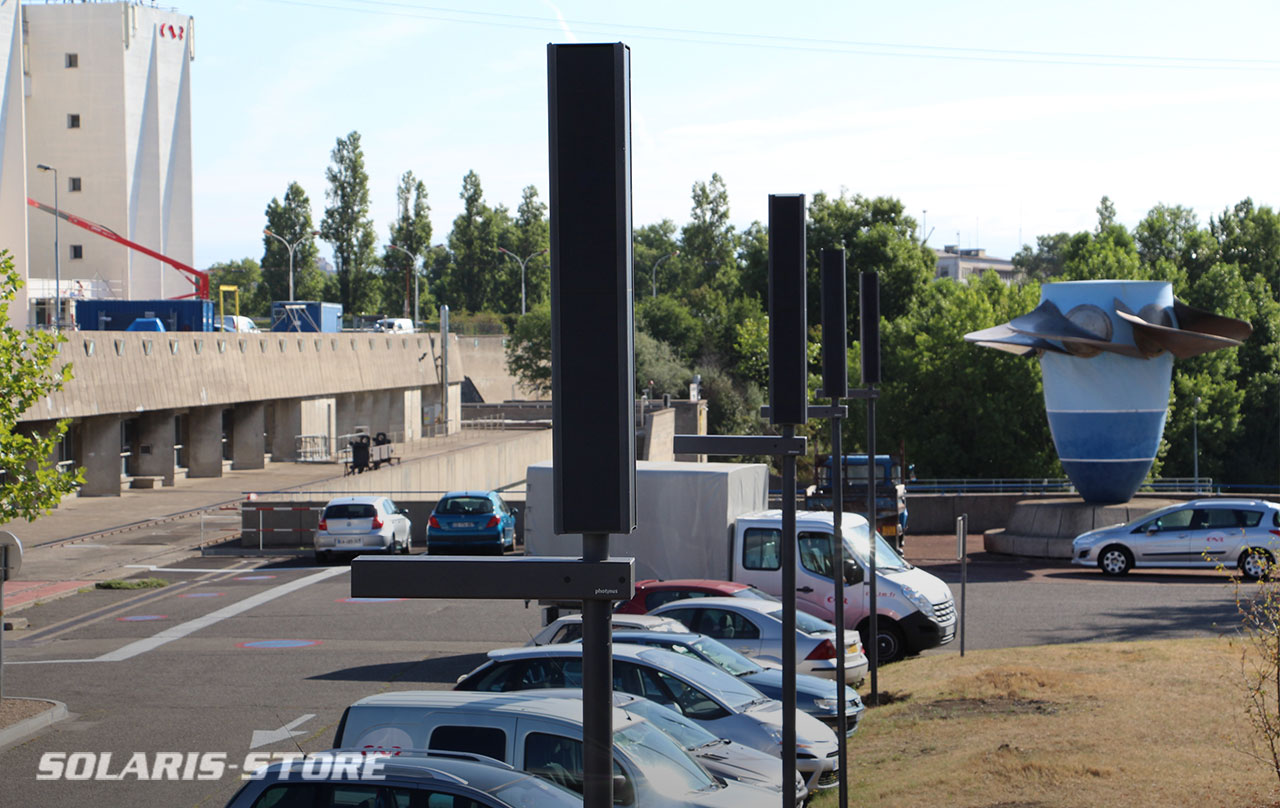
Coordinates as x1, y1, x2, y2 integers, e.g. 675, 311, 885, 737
486, 642, 686, 667
346, 690, 638, 727
653, 596, 781, 614
439, 490, 498, 499
1182, 498, 1278, 508
260, 751, 538, 790
323, 495, 386, 506
550, 613, 687, 628
635, 578, 751, 592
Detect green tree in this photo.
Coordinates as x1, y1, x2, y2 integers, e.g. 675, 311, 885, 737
0, 252, 82, 521
382, 171, 433, 320
207, 258, 267, 319
263, 182, 322, 304
635, 331, 692, 398
635, 294, 704, 363
1057, 199, 1144, 281
1135, 203, 1216, 288
320, 131, 379, 317
1212, 198, 1280, 297
1012, 232, 1072, 282
680, 173, 739, 297
634, 219, 680, 300
495, 185, 550, 314
445, 171, 507, 313
505, 303, 552, 395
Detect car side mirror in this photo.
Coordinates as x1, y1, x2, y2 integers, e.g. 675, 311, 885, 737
844, 561, 864, 585
1146, 526, 1158, 535
612, 775, 635, 806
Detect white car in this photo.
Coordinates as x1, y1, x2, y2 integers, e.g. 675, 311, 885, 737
454, 643, 842, 792
314, 495, 412, 562
528, 612, 691, 646
650, 597, 869, 685
1072, 498, 1280, 579
332, 690, 779, 807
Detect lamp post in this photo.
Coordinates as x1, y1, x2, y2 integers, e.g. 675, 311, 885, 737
497, 247, 548, 315
36, 164, 59, 330
649, 250, 678, 298
1192, 395, 1202, 493
263, 228, 319, 301
388, 243, 418, 322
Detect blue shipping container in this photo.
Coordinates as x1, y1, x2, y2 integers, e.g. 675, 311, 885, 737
76, 299, 214, 332
270, 301, 343, 332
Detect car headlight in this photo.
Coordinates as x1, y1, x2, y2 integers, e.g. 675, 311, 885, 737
813, 698, 839, 711
900, 585, 934, 617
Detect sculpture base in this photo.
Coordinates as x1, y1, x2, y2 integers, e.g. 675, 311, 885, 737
983, 497, 1183, 559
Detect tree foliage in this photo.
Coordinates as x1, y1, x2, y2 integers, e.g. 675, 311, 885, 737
263, 182, 322, 304
382, 171, 433, 319
0, 251, 82, 521
505, 304, 552, 395
320, 131, 379, 317
445, 171, 507, 313
207, 258, 267, 319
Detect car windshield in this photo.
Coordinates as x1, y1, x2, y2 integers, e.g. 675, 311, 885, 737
616, 697, 719, 749
842, 526, 910, 573
614, 721, 716, 796
637, 649, 763, 710
438, 497, 493, 515
733, 587, 780, 603
689, 636, 764, 676
324, 503, 376, 519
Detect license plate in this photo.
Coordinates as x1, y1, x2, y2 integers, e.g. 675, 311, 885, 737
452, 521, 475, 529
848, 644, 860, 654
881, 524, 897, 536
336, 537, 363, 547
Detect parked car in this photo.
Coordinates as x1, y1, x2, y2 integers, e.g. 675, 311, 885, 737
331, 690, 779, 807
218, 314, 259, 333
650, 597, 868, 684
428, 490, 517, 555
313, 495, 412, 562
454, 643, 842, 792
376, 317, 415, 333
603, 630, 865, 734
224, 750, 582, 808
614, 578, 781, 615
608, 690, 806, 807
528, 613, 691, 646
1072, 498, 1280, 579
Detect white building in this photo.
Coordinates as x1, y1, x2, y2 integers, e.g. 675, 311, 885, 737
0, 1, 29, 322
933, 245, 1022, 284
12, 0, 194, 327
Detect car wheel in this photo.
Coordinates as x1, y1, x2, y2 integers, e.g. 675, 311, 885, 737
315, 551, 331, 565
1098, 545, 1133, 576
1241, 548, 1273, 582
858, 619, 906, 664
401, 533, 412, 554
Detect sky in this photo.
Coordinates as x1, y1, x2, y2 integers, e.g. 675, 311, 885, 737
184, 0, 1280, 270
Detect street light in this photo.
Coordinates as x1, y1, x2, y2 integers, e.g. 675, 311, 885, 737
1192, 395, 1202, 493
649, 250, 678, 298
35, 164, 59, 330
388, 243, 418, 322
263, 228, 319, 301
497, 247, 548, 315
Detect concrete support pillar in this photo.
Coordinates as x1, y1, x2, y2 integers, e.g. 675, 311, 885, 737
78, 414, 123, 497
368, 391, 390, 439
187, 406, 225, 478
232, 402, 265, 470
334, 392, 358, 438
137, 411, 176, 486
271, 399, 300, 461
392, 389, 420, 442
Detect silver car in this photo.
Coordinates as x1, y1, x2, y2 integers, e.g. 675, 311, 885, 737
1072, 498, 1280, 579
314, 495, 412, 562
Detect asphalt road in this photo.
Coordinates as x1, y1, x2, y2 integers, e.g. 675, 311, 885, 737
0, 540, 1249, 806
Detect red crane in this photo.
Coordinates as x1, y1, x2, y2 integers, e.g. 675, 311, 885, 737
26, 197, 209, 299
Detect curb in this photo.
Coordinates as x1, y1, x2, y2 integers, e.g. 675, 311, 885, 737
0, 698, 68, 750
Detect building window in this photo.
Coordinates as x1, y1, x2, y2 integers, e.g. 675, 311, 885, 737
67, 114, 80, 129
69, 177, 81, 192
70, 245, 83, 260
65, 53, 78, 68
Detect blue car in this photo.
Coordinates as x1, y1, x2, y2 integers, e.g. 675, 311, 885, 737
427, 490, 517, 555
605, 630, 864, 736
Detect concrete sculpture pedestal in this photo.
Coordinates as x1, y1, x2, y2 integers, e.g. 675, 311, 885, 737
984, 497, 1183, 559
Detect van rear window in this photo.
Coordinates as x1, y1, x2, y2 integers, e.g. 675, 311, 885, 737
429, 725, 506, 762
324, 503, 376, 519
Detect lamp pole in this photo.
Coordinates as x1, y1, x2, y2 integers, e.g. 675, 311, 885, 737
497, 247, 548, 315
649, 250, 678, 298
388, 243, 418, 322
263, 229, 318, 302
1192, 395, 1201, 493
36, 164, 59, 330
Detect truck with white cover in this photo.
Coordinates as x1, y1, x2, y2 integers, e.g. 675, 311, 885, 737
524, 460, 956, 662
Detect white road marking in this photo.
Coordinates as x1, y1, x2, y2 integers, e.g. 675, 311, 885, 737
250, 714, 316, 749
6, 567, 349, 666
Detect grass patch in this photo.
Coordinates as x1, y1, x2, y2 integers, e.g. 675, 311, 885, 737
813, 638, 1278, 808
94, 577, 168, 590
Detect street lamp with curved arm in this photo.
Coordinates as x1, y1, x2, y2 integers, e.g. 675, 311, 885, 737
388, 243, 418, 322
263, 228, 319, 301
497, 247, 549, 315
36, 164, 60, 330
650, 250, 678, 298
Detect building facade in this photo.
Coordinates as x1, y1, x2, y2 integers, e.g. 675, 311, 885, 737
934, 245, 1022, 284
18, 0, 194, 326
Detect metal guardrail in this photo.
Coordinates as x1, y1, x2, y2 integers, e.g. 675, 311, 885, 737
906, 477, 1217, 495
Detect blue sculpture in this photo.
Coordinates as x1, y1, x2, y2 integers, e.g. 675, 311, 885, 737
964, 280, 1252, 502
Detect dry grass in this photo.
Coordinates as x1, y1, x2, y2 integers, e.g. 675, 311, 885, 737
812, 638, 1280, 808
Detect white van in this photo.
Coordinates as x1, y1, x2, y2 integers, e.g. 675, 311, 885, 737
376, 317, 414, 333
219, 314, 258, 332
333, 690, 779, 807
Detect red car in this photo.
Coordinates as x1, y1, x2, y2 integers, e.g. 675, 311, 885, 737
614, 578, 781, 615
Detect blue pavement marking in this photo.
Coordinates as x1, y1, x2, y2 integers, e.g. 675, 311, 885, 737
336, 597, 405, 604
117, 615, 166, 622
237, 639, 321, 649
